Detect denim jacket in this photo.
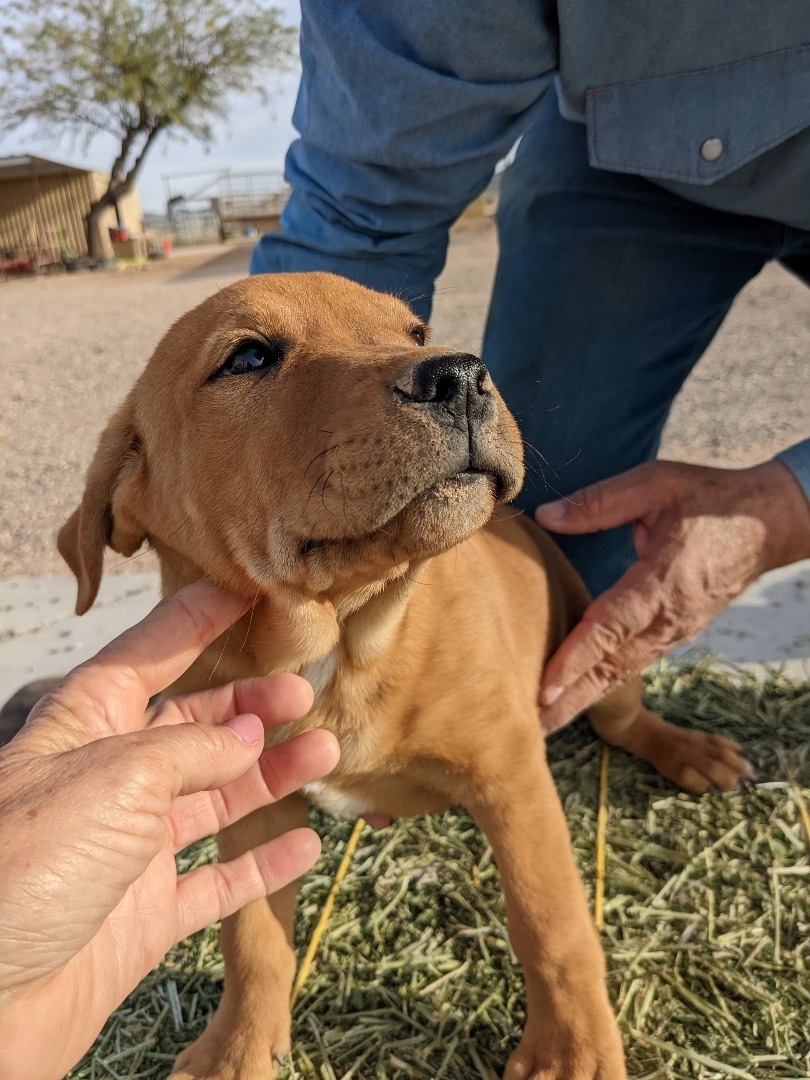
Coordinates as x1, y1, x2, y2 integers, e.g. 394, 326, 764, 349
271, 1, 810, 240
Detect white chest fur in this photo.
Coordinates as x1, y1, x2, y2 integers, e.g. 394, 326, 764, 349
300, 649, 338, 697
299, 648, 369, 818
300, 780, 369, 819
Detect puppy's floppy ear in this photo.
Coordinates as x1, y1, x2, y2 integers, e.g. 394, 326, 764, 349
57, 400, 147, 615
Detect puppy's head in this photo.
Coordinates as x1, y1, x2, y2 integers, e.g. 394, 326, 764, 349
59, 273, 524, 613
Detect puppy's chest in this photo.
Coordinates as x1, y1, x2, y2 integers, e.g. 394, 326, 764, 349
297, 652, 380, 798
297, 652, 421, 821
298, 725, 391, 822
300, 651, 340, 698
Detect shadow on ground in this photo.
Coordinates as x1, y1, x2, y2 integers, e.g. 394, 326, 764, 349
167, 243, 252, 284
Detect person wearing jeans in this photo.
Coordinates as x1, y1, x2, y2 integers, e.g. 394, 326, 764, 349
251, 2, 810, 726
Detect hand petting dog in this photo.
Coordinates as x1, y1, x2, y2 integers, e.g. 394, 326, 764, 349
537, 458, 810, 732
0, 579, 339, 1080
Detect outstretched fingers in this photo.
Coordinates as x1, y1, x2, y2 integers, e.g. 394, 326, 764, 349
539, 565, 669, 733
146, 673, 314, 733
169, 728, 340, 851
91, 579, 254, 708
175, 828, 322, 938
534, 461, 674, 536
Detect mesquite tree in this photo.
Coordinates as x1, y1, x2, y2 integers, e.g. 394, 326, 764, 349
0, 0, 294, 254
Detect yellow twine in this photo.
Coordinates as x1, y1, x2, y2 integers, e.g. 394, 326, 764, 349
792, 784, 810, 850
594, 744, 610, 930
291, 817, 366, 1004
293, 746, 615, 997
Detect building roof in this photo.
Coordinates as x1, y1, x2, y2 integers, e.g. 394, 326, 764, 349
0, 155, 93, 181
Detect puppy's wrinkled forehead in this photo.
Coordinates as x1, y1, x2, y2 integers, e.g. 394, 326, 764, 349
163, 272, 424, 371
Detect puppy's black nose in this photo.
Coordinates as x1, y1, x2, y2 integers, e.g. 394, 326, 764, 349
393, 354, 490, 419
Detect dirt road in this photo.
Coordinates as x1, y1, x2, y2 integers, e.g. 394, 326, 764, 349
1, 224, 807, 578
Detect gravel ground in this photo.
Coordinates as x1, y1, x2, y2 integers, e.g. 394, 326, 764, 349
1, 223, 808, 579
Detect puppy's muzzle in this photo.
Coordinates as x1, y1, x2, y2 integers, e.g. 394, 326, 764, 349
393, 353, 493, 427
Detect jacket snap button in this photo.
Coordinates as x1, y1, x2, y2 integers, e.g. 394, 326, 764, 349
700, 138, 724, 162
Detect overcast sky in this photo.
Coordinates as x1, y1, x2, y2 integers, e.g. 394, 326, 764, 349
0, 0, 302, 214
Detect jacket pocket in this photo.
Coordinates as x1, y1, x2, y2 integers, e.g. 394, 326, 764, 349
586, 44, 810, 186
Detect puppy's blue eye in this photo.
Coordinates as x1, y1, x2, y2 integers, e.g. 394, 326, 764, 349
213, 338, 287, 380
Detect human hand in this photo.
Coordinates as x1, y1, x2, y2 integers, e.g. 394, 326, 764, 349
0, 579, 340, 1080
535, 459, 810, 733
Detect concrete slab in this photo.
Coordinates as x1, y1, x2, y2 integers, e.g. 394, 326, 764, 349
0, 573, 159, 703
1, 559, 808, 709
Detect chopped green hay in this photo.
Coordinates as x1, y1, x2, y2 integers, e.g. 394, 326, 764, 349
68, 663, 810, 1079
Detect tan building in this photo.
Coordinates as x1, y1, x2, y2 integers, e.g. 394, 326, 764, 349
0, 155, 143, 266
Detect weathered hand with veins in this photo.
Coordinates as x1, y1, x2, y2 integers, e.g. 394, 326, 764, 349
535, 459, 810, 733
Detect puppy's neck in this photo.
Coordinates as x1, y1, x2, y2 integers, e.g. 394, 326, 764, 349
334, 564, 425, 668
157, 547, 425, 681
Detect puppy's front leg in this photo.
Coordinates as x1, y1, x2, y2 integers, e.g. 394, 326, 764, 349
467, 736, 625, 1080
171, 794, 308, 1080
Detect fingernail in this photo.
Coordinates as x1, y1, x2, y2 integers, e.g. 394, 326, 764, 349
224, 713, 264, 744
535, 501, 566, 523
541, 685, 564, 706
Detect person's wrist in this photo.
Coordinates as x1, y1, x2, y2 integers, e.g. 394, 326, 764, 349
742, 459, 810, 572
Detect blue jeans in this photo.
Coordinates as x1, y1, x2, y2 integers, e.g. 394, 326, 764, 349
482, 94, 810, 594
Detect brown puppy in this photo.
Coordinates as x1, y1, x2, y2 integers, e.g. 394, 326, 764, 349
59, 273, 749, 1080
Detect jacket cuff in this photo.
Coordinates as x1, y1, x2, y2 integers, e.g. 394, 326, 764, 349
777, 439, 810, 505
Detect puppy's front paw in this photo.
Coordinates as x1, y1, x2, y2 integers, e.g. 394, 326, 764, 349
598, 706, 753, 795
649, 726, 753, 794
503, 1019, 626, 1080
170, 1011, 290, 1080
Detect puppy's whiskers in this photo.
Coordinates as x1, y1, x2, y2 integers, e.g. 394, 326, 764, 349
303, 441, 346, 480
319, 469, 337, 513
520, 440, 561, 497
110, 545, 155, 571
208, 596, 255, 682
239, 586, 261, 655
522, 439, 556, 473
109, 518, 190, 571
386, 536, 409, 604
398, 546, 427, 603
304, 469, 330, 512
